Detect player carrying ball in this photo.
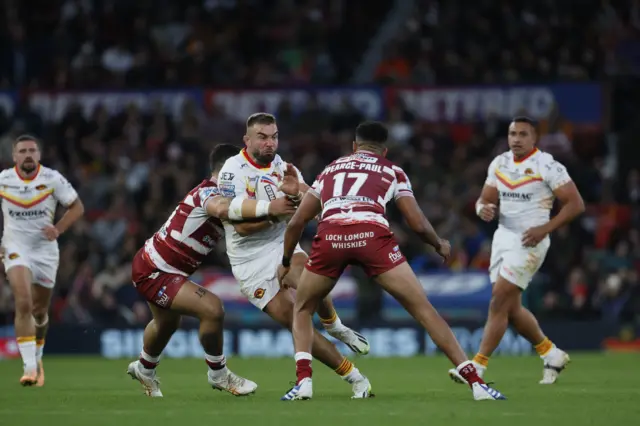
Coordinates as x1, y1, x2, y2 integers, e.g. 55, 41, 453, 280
449, 117, 584, 386
127, 144, 298, 397
278, 121, 505, 401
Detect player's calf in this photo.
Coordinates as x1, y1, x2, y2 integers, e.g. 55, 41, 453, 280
8, 266, 38, 382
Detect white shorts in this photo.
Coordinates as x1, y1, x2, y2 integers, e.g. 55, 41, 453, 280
2, 243, 59, 289
489, 227, 550, 290
231, 243, 306, 310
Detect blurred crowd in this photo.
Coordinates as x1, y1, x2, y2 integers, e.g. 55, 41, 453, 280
0, 0, 638, 328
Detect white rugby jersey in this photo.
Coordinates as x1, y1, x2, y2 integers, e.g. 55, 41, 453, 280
217, 149, 305, 265
486, 149, 571, 234
0, 165, 78, 247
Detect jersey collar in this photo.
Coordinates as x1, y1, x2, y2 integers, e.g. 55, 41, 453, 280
513, 148, 538, 164
14, 164, 41, 183
241, 148, 271, 170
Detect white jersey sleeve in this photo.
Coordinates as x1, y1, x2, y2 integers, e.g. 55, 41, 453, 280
217, 162, 248, 199
309, 174, 323, 199
540, 158, 572, 191
485, 157, 500, 188
51, 170, 78, 207
391, 165, 414, 200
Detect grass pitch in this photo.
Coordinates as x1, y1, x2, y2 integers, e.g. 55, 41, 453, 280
0, 354, 638, 426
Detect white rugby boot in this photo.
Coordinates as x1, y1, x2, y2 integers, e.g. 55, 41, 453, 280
127, 361, 163, 397
540, 348, 570, 384
448, 361, 486, 385
472, 382, 507, 400
351, 376, 374, 399
281, 377, 313, 401
326, 326, 370, 355
208, 368, 258, 396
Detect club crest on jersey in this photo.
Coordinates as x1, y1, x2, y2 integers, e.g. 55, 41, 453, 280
8, 252, 19, 260
254, 288, 265, 299
35, 184, 47, 190
524, 168, 534, 175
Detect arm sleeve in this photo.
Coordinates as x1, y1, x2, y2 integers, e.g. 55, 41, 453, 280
391, 165, 415, 200
541, 158, 572, 191
52, 171, 79, 207
308, 174, 324, 199
485, 157, 499, 187
217, 162, 248, 199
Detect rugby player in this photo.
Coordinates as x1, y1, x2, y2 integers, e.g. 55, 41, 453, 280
1, 135, 84, 386
278, 121, 505, 401
448, 117, 584, 385
217, 113, 373, 399
127, 143, 298, 397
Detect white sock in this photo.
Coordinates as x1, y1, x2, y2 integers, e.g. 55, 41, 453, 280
205, 354, 228, 379
342, 367, 364, 384
139, 350, 161, 375
294, 352, 313, 362
18, 338, 37, 373
542, 345, 560, 361
34, 315, 48, 363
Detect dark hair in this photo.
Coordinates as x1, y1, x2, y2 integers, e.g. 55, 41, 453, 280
209, 144, 240, 173
246, 112, 276, 128
512, 116, 538, 130
13, 134, 41, 148
355, 121, 389, 145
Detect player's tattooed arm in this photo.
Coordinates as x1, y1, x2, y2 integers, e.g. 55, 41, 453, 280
395, 196, 444, 251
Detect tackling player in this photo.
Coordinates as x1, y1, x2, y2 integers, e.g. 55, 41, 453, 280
449, 117, 584, 385
127, 143, 298, 397
217, 113, 373, 399
278, 121, 506, 401
1, 135, 84, 386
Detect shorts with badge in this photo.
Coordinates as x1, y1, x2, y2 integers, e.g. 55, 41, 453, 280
231, 243, 306, 311
489, 227, 550, 290
2, 242, 59, 288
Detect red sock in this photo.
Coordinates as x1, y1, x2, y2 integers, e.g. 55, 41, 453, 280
296, 359, 312, 384
458, 362, 484, 387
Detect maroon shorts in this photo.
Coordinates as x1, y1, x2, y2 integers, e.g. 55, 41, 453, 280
306, 222, 406, 279
131, 248, 187, 309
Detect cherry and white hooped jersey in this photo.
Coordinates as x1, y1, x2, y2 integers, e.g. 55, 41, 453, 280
144, 179, 224, 276
310, 151, 414, 228
0, 165, 78, 248
217, 149, 305, 266
486, 149, 572, 234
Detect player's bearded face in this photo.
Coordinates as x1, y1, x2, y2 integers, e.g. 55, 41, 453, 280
507, 122, 536, 157
247, 124, 278, 165
13, 141, 41, 174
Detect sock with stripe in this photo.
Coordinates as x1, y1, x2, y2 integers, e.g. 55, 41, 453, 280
294, 352, 313, 384
17, 336, 37, 373
335, 357, 363, 384
320, 309, 342, 331
456, 360, 484, 386
473, 353, 490, 368
205, 354, 228, 379
535, 337, 554, 357
139, 350, 161, 375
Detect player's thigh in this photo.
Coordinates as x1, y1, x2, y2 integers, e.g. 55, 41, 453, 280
232, 257, 282, 311
147, 302, 182, 331
498, 238, 550, 291
375, 262, 430, 311
282, 247, 308, 289
4, 248, 34, 312
30, 249, 59, 289
169, 280, 224, 321
263, 289, 296, 329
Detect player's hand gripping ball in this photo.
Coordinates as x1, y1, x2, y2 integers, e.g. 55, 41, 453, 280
256, 174, 293, 223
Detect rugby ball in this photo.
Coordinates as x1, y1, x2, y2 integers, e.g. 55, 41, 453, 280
255, 174, 283, 202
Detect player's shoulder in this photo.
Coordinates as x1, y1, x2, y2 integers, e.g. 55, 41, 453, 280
0, 168, 15, 181
534, 150, 559, 166
221, 152, 247, 171
38, 165, 63, 180
493, 151, 512, 164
